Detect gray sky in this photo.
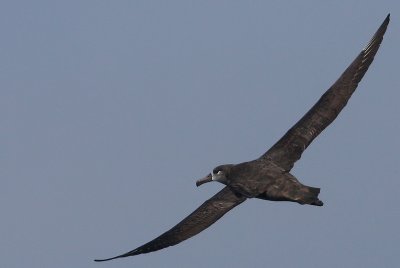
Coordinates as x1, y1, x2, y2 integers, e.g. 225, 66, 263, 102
2, 1, 399, 268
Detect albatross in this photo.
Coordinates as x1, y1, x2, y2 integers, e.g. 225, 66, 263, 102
95, 14, 390, 262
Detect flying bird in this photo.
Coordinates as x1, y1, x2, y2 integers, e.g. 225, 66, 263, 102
95, 14, 389, 262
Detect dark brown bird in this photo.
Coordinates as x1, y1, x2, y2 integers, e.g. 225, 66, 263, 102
95, 14, 389, 262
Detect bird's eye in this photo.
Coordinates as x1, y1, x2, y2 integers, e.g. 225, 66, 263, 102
217, 171, 222, 175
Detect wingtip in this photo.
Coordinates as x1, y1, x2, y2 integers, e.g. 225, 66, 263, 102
94, 256, 121, 262
94, 248, 142, 262
94, 252, 132, 262
94, 252, 136, 262
378, 14, 390, 30
384, 13, 390, 23
381, 13, 390, 27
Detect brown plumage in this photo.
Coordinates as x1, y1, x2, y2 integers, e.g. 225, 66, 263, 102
95, 14, 389, 262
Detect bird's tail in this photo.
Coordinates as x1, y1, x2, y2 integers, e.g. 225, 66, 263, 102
300, 186, 323, 206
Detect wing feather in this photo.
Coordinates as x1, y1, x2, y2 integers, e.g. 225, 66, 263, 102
261, 14, 390, 171
95, 186, 246, 262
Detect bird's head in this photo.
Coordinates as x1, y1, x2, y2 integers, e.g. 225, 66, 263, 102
196, 164, 234, 187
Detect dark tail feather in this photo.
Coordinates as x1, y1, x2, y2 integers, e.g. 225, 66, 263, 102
303, 186, 323, 206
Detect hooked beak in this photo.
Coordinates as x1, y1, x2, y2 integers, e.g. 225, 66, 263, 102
196, 173, 212, 187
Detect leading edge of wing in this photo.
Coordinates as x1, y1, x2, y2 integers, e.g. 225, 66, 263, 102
94, 186, 246, 262
260, 14, 390, 171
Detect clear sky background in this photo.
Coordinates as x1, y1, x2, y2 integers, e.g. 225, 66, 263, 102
2, 1, 399, 268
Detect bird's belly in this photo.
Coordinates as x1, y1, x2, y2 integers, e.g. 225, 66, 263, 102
230, 175, 278, 198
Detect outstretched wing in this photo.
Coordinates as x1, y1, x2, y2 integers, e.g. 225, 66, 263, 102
260, 14, 390, 171
95, 186, 246, 262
